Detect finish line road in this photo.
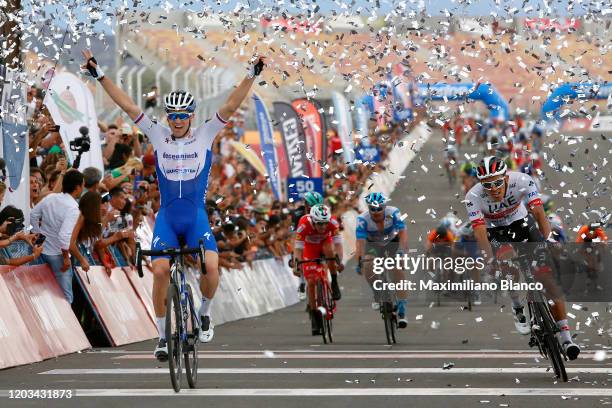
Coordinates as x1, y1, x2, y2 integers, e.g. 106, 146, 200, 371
0, 129, 610, 408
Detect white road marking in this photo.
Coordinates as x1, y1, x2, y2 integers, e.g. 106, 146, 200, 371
40, 367, 612, 375
112, 352, 602, 360
83, 349, 602, 355
3, 388, 610, 397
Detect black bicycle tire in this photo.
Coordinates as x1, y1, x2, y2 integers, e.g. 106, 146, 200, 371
166, 284, 182, 392
325, 282, 334, 344
184, 284, 198, 389
533, 299, 568, 382
382, 302, 392, 345
316, 280, 327, 344
390, 303, 397, 344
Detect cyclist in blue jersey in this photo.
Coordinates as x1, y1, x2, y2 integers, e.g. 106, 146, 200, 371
82, 49, 265, 361
355, 192, 409, 328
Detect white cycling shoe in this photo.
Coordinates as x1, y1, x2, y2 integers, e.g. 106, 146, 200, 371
563, 341, 580, 361
512, 307, 531, 335
199, 315, 215, 343
154, 338, 168, 362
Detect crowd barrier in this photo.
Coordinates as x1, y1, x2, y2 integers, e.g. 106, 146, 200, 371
341, 122, 432, 260
0, 264, 90, 369
0, 124, 427, 369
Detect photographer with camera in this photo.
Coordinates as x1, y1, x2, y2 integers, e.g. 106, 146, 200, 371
0, 206, 43, 267
30, 170, 84, 304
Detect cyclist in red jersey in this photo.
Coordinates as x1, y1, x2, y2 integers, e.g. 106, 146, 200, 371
294, 204, 344, 335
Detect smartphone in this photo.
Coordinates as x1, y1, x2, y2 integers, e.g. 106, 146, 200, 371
51, 125, 61, 132
34, 234, 46, 246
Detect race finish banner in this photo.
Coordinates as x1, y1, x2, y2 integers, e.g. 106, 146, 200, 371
273, 102, 309, 177
44, 71, 104, 172
331, 91, 355, 164
253, 93, 282, 200
0, 66, 29, 216
291, 98, 325, 177
287, 177, 323, 202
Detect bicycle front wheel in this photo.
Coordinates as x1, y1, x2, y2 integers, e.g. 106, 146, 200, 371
324, 282, 334, 344
316, 279, 327, 344
166, 284, 183, 392
184, 284, 198, 389
534, 300, 568, 382
382, 302, 393, 345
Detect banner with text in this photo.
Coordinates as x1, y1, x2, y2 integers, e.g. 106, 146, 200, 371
273, 102, 309, 178
253, 93, 282, 200
291, 98, 325, 177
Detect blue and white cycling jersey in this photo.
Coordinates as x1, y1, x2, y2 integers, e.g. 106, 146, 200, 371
133, 112, 228, 256
356, 206, 405, 245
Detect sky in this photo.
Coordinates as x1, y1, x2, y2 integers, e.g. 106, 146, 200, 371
20, 0, 604, 35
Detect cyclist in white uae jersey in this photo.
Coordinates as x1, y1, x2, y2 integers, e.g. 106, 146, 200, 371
81, 49, 266, 361
464, 156, 579, 360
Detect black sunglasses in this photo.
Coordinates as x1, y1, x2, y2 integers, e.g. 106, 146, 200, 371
368, 205, 385, 213
482, 178, 505, 190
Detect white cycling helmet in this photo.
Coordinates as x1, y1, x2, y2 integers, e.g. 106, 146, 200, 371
310, 204, 331, 224
164, 90, 196, 112
476, 156, 507, 180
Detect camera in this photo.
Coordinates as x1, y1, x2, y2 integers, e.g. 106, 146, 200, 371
34, 234, 46, 246
6, 217, 24, 236
69, 126, 91, 169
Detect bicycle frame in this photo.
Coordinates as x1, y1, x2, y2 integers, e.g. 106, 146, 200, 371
169, 257, 199, 345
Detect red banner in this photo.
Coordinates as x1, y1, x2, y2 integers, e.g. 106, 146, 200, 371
74, 266, 157, 346
524, 18, 580, 31
0, 265, 90, 369
123, 265, 156, 324
292, 99, 325, 177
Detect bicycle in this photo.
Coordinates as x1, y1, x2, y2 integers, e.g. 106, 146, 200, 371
500, 249, 569, 382
297, 257, 338, 344
135, 240, 206, 392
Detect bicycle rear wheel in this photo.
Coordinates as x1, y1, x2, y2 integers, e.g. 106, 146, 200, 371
316, 280, 327, 344
165, 284, 183, 392
184, 284, 198, 389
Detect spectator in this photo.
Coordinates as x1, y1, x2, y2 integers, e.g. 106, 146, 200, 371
102, 124, 120, 162
0, 180, 5, 206
107, 143, 132, 169
0, 206, 42, 266
83, 167, 103, 193
30, 167, 46, 208
30, 169, 84, 304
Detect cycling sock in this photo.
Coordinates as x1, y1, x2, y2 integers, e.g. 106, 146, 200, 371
156, 317, 166, 340
509, 293, 523, 309
199, 297, 212, 318
556, 319, 572, 343
331, 273, 338, 285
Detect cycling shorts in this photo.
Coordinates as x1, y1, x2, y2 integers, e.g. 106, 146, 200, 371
365, 235, 400, 257
151, 201, 218, 260
302, 236, 333, 260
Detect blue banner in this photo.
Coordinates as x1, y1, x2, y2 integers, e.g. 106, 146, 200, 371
1, 123, 28, 191
354, 141, 381, 163
331, 91, 354, 164
287, 177, 323, 202
253, 93, 281, 200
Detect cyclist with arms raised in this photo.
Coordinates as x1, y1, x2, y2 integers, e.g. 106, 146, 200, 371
355, 193, 409, 328
464, 156, 580, 360
81, 50, 265, 361
293, 204, 344, 335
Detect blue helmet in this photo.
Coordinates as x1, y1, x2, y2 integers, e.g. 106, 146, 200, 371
365, 192, 387, 207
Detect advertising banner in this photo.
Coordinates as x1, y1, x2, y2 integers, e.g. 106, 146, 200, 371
273, 102, 309, 177
291, 98, 325, 177
253, 93, 282, 200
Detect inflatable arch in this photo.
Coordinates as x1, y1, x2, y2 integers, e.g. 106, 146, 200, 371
540, 82, 611, 120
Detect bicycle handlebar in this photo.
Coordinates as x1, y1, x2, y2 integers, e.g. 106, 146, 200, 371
296, 257, 339, 265
135, 240, 207, 278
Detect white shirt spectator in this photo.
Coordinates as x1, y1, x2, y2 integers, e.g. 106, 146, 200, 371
30, 193, 80, 256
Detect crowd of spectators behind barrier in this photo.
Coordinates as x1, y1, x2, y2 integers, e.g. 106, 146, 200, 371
0, 84, 406, 304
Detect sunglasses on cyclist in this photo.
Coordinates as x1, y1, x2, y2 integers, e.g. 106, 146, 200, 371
481, 178, 505, 190
167, 112, 192, 121
368, 205, 385, 213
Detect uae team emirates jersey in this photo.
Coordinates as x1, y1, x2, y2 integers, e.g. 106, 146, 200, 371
464, 171, 542, 229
